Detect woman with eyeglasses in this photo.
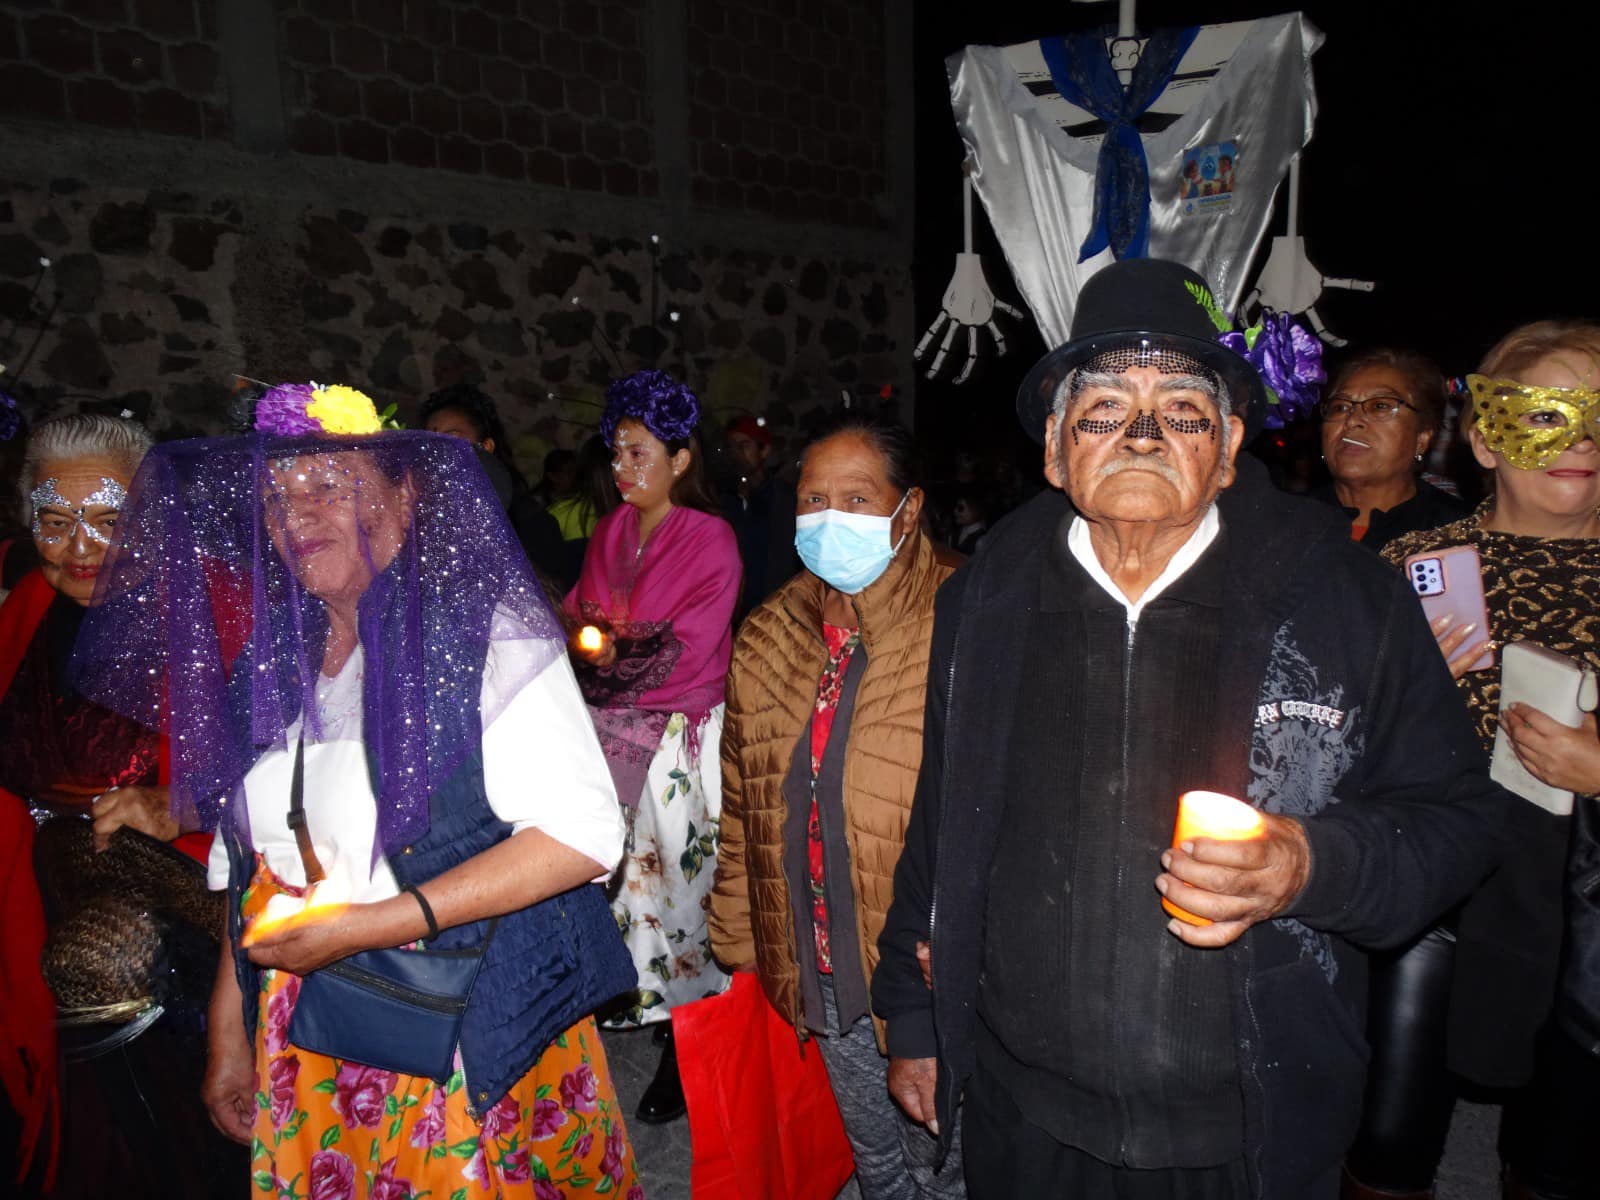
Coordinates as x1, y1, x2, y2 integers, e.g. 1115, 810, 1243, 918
1313, 348, 1469, 550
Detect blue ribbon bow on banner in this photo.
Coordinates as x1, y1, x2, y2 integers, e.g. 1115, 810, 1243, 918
1039, 26, 1199, 262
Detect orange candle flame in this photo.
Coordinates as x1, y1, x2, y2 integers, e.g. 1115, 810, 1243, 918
1162, 790, 1265, 927
576, 625, 605, 654
241, 884, 348, 947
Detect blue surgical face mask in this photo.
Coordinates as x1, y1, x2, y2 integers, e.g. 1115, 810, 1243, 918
794, 492, 909, 595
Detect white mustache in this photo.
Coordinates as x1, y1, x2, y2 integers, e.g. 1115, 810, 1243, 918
1096, 455, 1181, 483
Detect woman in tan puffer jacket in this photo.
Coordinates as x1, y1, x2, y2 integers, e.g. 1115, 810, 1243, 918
709, 419, 966, 1199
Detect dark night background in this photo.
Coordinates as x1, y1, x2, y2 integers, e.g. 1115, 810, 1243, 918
911, 1, 1600, 469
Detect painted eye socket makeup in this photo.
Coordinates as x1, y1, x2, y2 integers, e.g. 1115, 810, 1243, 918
30, 476, 128, 546
1163, 413, 1216, 439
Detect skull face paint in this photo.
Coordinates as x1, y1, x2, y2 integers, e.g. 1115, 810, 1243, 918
609, 417, 679, 514
30, 458, 135, 605
1048, 364, 1238, 530
1123, 409, 1165, 441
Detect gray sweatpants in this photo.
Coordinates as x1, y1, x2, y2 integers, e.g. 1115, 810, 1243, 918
815, 976, 966, 1200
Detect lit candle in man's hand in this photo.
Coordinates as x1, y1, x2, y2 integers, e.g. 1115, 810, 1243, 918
1161, 790, 1265, 926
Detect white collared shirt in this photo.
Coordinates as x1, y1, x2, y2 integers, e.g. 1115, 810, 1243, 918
1067, 505, 1221, 627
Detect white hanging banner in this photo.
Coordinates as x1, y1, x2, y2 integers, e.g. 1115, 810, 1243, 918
947, 13, 1322, 347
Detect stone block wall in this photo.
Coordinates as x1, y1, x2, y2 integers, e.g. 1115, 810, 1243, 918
0, 0, 913, 475
0, 0, 228, 137
685, 0, 888, 227
278, 0, 658, 197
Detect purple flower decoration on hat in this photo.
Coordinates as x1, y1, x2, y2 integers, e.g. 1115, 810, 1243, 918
0, 389, 20, 442
254, 382, 321, 435
1218, 311, 1324, 427
600, 369, 701, 447
1188, 283, 1324, 429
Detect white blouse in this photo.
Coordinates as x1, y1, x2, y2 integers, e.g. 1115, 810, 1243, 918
206, 634, 624, 901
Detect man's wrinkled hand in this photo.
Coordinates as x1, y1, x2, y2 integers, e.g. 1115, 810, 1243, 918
887, 1056, 940, 1136
1155, 811, 1311, 948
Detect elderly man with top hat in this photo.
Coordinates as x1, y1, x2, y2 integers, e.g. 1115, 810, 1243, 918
871, 259, 1509, 1198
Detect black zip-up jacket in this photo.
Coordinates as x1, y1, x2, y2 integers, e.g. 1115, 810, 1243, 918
872, 464, 1509, 1198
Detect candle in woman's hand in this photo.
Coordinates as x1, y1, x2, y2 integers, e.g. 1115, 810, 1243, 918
1162, 789, 1265, 927
576, 625, 605, 654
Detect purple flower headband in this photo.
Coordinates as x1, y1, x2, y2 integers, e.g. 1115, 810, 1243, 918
1186, 283, 1325, 428
0, 388, 20, 442
599, 369, 701, 447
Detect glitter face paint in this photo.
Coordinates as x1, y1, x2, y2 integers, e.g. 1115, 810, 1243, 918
30, 476, 128, 546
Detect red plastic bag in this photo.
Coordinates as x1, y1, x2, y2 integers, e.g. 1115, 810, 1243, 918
673, 972, 855, 1200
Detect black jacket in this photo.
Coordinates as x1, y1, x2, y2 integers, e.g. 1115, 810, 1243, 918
872, 464, 1509, 1198
1311, 478, 1470, 553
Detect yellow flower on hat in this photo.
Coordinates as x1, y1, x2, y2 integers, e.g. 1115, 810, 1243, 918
306, 383, 383, 434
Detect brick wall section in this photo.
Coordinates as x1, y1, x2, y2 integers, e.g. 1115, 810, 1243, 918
685, 0, 888, 228
0, 0, 228, 139
277, 0, 658, 198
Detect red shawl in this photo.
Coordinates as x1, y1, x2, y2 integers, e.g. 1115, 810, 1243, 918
0, 570, 60, 1185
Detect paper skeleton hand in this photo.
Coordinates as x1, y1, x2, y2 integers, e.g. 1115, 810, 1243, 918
916, 253, 1025, 384
1243, 235, 1375, 348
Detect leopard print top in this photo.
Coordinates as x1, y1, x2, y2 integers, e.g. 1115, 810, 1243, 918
1383, 500, 1600, 784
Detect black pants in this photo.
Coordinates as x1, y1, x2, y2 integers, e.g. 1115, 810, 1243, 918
1347, 926, 1600, 1198
961, 1059, 1250, 1199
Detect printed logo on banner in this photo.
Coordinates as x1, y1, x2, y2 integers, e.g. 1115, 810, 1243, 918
1179, 141, 1237, 216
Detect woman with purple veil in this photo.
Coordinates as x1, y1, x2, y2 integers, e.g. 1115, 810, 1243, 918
567, 370, 741, 1125
71, 383, 646, 1199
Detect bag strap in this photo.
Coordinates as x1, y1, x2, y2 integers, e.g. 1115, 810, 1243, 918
285, 734, 327, 886
283, 733, 504, 954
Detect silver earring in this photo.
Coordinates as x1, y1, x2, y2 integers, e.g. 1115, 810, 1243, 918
1415, 454, 1424, 463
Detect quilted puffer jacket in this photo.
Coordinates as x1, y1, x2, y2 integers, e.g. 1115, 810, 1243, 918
709, 526, 959, 1047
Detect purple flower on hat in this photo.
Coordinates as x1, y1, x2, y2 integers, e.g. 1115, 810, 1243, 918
1218, 310, 1325, 428
600, 369, 701, 447
254, 382, 321, 435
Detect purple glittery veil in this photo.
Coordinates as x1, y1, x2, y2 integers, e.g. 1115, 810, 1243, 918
69, 430, 566, 859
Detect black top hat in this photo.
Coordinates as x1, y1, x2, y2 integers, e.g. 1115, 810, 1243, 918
1016, 258, 1268, 445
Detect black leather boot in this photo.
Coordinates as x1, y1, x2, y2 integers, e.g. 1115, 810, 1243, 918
636, 1024, 686, 1124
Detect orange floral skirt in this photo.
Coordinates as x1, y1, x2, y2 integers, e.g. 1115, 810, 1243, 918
241, 859, 643, 1199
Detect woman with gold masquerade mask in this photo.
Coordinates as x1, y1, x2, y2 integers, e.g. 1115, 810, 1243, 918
1344, 322, 1600, 1200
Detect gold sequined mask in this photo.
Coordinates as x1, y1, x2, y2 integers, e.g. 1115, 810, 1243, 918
1468, 374, 1600, 471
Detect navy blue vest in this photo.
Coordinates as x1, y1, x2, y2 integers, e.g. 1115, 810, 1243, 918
224, 746, 634, 1117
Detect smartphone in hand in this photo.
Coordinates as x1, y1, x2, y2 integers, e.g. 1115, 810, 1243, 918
1404, 545, 1494, 673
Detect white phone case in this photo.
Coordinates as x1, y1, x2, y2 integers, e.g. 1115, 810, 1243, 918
1491, 641, 1589, 816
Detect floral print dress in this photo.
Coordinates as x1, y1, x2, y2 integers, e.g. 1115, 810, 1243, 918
603, 707, 731, 1026
242, 860, 644, 1200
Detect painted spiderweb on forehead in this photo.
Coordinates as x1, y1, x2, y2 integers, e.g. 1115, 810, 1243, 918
69, 430, 566, 858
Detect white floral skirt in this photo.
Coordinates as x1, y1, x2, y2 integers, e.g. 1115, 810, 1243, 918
603, 705, 731, 1026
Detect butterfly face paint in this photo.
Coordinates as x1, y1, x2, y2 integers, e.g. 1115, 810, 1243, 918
1468, 374, 1600, 471
31, 476, 128, 546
